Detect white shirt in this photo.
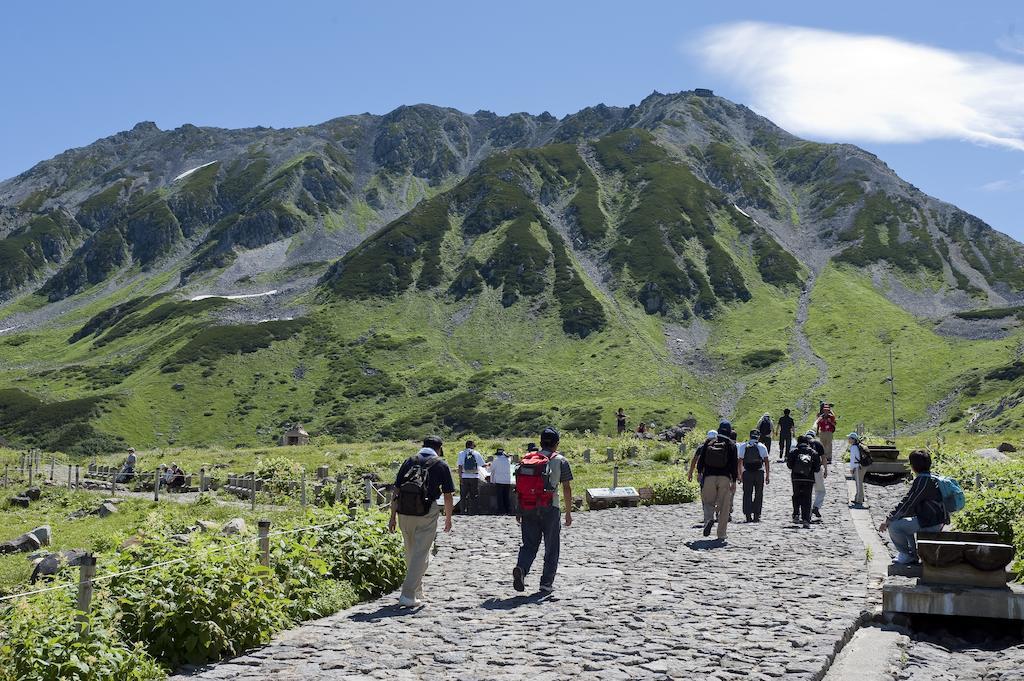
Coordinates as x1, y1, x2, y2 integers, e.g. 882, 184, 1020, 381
738, 441, 768, 463
457, 449, 486, 479
490, 454, 512, 484
849, 444, 863, 469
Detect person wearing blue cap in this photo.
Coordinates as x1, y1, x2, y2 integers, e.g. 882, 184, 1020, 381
848, 433, 868, 507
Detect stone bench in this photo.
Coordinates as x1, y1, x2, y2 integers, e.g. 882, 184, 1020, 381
917, 530, 1016, 589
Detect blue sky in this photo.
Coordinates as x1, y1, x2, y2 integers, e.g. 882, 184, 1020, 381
1, 1, 1021, 241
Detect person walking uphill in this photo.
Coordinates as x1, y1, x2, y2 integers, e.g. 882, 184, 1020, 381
787, 435, 822, 528
816, 407, 837, 461
776, 409, 795, 462
457, 441, 486, 515
806, 430, 828, 520
756, 413, 773, 458
513, 427, 573, 594
697, 427, 738, 541
878, 450, 950, 565
389, 436, 455, 607
738, 430, 770, 522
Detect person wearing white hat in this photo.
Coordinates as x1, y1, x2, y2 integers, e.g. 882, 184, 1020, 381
848, 433, 868, 507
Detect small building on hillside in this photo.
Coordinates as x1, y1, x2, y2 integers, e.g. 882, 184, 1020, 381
694, 88, 714, 98
280, 424, 310, 446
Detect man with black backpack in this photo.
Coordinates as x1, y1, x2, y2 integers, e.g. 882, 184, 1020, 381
738, 429, 770, 522
756, 414, 773, 458
806, 430, 828, 520
776, 409, 795, 462
457, 440, 486, 515
787, 435, 821, 529
698, 427, 738, 541
513, 427, 573, 594
388, 435, 455, 607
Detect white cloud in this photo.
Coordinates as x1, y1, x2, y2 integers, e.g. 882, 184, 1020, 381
694, 22, 1024, 151
980, 170, 1024, 192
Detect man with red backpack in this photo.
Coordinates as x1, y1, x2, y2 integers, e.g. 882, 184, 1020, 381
513, 427, 573, 594
388, 435, 455, 607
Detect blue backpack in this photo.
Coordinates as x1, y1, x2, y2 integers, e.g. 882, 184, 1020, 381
930, 474, 966, 513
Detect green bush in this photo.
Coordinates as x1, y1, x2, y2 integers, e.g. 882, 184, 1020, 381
254, 456, 304, 495
953, 487, 1024, 545
308, 511, 405, 598
651, 476, 700, 505
0, 591, 165, 681
106, 536, 291, 668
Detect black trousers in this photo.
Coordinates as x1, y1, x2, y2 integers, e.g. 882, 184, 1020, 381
758, 435, 772, 458
496, 483, 512, 515
779, 434, 793, 459
792, 480, 814, 523
460, 478, 480, 514
742, 469, 764, 518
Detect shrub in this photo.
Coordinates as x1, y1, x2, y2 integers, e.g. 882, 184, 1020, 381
254, 456, 304, 495
106, 536, 291, 667
308, 511, 405, 598
0, 591, 165, 681
953, 487, 1024, 545
651, 476, 700, 505
742, 349, 785, 368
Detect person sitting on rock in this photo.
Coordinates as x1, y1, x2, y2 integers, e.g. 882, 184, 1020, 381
787, 436, 821, 529
168, 464, 186, 490
877, 450, 948, 565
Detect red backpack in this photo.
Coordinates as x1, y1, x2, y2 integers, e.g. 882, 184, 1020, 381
516, 451, 555, 511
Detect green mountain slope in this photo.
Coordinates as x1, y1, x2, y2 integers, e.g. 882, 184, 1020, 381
1, 91, 1023, 453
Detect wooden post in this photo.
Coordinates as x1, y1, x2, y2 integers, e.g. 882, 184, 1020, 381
76, 554, 97, 633
258, 520, 271, 568
154, 469, 160, 502
67, 464, 72, 491
50, 455, 55, 481
612, 465, 619, 489
974, 472, 982, 490
75, 465, 80, 489
363, 477, 372, 510
28, 459, 33, 487
334, 475, 343, 503
19, 453, 24, 476
199, 468, 207, 493
605, 447, 614, 462
110, 469, 116, 497
583, 448, 592, 463
250, 473, 256, 512
300, 469, 307, 508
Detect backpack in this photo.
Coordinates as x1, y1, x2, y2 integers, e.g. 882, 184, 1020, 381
856, 443, 873, 468
792, 447, 814, 478
515, 451, 555, 512
703, 440, 729, 469
396, 457, 441, 516
743, 442, 763, 469
758, 417, 772, 436
930, 474, 966, 513
462, 451, 479, 473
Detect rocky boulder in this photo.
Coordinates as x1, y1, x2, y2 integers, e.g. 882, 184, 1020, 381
96, 501, 118, 517
24, 487, 41, 501
9, 496, 30, 509
196, 520, 221, 533
997, 442, 1017, 453
27, 525, 50, 547
221, 518, 246, 536
0, 532, 42, 555
30, 549, 89, 583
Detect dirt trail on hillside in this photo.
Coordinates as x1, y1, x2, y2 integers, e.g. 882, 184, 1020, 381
790, 271, 829, 420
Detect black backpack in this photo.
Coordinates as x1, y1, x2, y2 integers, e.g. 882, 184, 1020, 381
856, 443, 873, 468
758, 417, 772, 436
792, 447, 814, 478
703, 440, 728, 469
462, 451, 478, 473
743, 441, 763, 469
396, 457, 440, 516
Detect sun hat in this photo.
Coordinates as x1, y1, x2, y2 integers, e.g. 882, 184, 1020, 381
706, 430, 718, 440
848, 432, 860, 441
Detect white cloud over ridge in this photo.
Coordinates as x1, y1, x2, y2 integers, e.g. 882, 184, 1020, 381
695, 22, 1024, 151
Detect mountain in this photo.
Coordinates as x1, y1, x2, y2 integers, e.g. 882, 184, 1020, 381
2, 91, 1023, 454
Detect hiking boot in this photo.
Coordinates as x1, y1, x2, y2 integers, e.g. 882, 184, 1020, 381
703, 520, 714, 537
792, 514, 799, 524
812, 507, 822, 519
539, 583, 554, 593
512, 566, 525, 592
802, 522, 811, 529
753, 515, 760, 523
745, 514, 752, 523
398, 595, 422, 607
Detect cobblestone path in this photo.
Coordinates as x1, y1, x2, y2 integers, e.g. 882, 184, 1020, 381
175, 464, 868, 680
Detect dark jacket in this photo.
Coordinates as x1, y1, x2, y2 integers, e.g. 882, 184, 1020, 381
887, 473, 948, 527
786, 444, 821, 482
700, 436, 738, 481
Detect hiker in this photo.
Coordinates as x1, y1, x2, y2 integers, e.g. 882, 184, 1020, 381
457, 440, 486, 515
805, 431, 828, 520
616, 408, 628, 435
491, 448, 513, 515
756, 413, 773, 457
877, 450, 949, 565
815, 406, 837, 461
513, 427, 573, 594
116, 447, 137, 483
389, 435, 455, 607
787, 435, 822, 528
849, 433, 869, 507
526, 442, 539, 453
738, 429, 770, 522
697, 426, 738, 541
168, 464, 185, 491
687, 430, 719, 490
776, 408, 795, 462
635, 421, 648, 437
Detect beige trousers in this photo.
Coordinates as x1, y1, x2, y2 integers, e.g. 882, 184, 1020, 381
853, 465, 867, 505
398, 505, 441, 600
818, 431, 834, 462
701, 475, 733, 539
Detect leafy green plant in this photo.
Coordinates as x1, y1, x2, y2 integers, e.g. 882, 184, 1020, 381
650, 476, 700, 505
0, 591, 165, 681
308, 510, 404, 598
953, 487, 1024, 545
